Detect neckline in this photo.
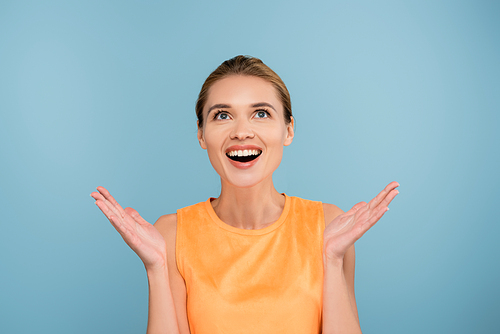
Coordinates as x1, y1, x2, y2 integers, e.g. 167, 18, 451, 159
204, 194, 291, 236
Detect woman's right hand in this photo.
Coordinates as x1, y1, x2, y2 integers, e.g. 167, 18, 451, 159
91, 186, 167, 271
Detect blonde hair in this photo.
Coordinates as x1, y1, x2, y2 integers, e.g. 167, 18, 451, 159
196, 55, 292, 128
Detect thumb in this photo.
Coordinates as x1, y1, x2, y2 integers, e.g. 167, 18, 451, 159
124, 207, 149, 226
350, 201, 367, 213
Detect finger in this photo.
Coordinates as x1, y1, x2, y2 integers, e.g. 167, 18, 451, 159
96, 186, 126, 213
350, 206, 389, 240
352, 188, 398, 240
366, 189, 399, 221
91, 191, 123, 221
96, 200, 137, 238
341, 202, 367, 219
377, 188, 399, 210
96, 186, 127, 218
95, 199, 123, 229
368, 181, 399, 210
91, 191, 109, 204
124, 207, 150, 226
353, 203, 371, 222
95, 195, 138, 232
350, 201, 367, 213
364, 206, 390, 230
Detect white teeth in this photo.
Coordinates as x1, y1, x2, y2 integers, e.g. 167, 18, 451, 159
227, 149, 261, 157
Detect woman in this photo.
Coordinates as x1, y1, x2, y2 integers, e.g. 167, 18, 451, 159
91, 55, 399, 334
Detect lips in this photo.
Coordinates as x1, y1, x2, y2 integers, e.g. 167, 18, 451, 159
225, 145, 262, 169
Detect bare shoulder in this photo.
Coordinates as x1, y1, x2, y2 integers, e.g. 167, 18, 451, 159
322, 203, 344, 227
154, 213, 177, 255
154, 213, 177, 235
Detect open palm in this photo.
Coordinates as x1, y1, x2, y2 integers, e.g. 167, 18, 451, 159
91, 186, 166, 270
324, 182, 399, 263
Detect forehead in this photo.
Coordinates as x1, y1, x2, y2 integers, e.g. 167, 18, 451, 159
205, 75, 282, 111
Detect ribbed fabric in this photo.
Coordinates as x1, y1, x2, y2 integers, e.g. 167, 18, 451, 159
176, 194, 325, 334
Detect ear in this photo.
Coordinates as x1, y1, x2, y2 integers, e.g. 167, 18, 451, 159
283, 116, 295, 146
197, 121, 207, 150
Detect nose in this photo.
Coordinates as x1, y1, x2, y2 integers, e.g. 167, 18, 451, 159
230, 118, 254, 140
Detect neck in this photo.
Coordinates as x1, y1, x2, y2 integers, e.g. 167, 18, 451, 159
211, 177, 285, 230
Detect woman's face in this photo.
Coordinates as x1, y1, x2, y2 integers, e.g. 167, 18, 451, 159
198, 75, 294, 188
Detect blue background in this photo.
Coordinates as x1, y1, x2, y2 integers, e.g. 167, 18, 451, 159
1, 0, 499, 333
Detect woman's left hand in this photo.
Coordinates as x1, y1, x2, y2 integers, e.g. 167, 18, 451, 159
323, 181, 399, 265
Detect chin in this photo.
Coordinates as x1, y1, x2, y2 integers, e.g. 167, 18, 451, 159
222, 173, 266, 189
222, 164, 280, 190
211, 156, 282, 189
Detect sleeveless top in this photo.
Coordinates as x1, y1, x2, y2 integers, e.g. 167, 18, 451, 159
176, 194, 325, 334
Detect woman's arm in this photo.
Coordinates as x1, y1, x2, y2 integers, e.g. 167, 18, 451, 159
322, 205, 360, 333
145, 264, 180, 334
154, 214, 190, 334
322, 182, 399, 334
91, 187, 187, 334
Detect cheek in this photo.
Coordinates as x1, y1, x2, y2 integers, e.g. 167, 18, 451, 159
204, 131, 222, 149
203, 130, 226, 163
267, 126, 289, 146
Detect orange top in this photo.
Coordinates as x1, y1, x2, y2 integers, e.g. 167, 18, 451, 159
176, 195, 325, 334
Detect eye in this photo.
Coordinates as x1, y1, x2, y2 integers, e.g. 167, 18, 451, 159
213, 110, 230, 120
255, 109, 270, 119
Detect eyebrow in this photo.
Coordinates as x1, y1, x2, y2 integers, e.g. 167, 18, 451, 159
251, 102, 276, 111
207, 104, 231, 115
206, 102, 277, 115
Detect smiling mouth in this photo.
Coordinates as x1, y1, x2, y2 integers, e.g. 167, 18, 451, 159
226, 149, 262, 163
